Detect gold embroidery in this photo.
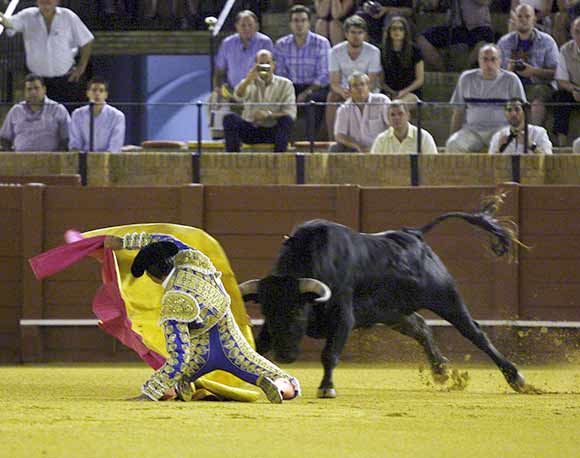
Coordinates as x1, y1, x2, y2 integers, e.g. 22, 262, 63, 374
123, 232, 153, 249
218, 312, 288, 380
175, 249, 216, 273
160, 291, 200, 325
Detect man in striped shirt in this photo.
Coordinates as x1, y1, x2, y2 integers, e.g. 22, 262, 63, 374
274, 4, 331, 135
446, 44, 527, 154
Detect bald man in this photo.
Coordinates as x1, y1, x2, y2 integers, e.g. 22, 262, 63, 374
223, 49, 296, 152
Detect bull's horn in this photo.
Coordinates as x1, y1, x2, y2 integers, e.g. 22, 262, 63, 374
298, 278, 331, 303
238, 279, 260, 300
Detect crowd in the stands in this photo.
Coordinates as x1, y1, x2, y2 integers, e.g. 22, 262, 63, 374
0, 0, 579, 154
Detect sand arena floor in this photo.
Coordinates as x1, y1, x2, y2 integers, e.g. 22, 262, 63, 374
1, 362, 579, 458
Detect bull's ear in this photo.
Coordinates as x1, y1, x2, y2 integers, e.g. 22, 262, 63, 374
238, 279, 260, 303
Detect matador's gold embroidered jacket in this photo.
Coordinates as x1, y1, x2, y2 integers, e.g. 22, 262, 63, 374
123, 232, 231, 336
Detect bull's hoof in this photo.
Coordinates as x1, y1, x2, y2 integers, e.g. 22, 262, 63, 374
508, 372, 527, 393
432, 370, 450, 385
317, 387, 337, 398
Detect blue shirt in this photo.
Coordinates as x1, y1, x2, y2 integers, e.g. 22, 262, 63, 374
498, 29, 559, 88
215, 32, 274, 88
69, 104, 126, 153
274, 32, 331, 86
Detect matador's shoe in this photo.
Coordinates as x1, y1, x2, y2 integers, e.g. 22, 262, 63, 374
175, 379, 194, 402
257, 375, 283, 404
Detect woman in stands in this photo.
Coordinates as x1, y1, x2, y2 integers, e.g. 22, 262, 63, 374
380, 16, 424, 105
314, 0, 356, 45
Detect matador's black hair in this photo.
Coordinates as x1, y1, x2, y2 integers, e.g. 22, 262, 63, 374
131, 241, 179, 279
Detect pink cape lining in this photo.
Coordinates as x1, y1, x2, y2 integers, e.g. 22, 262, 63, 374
28, 231, 165, 369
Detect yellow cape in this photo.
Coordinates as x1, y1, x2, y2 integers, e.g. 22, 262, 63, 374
84, 223, 260, 402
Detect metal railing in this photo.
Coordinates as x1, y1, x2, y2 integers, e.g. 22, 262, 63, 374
0, 99, 578, 187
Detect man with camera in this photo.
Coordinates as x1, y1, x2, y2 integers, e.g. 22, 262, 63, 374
497, 4, 559, 126
222, 49, 296, 152
488, 97, 552, 154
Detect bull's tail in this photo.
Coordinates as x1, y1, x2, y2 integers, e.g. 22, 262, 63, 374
415, 193, 526, 260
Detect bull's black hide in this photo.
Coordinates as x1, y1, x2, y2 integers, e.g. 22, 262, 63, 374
240, 197, 528, 397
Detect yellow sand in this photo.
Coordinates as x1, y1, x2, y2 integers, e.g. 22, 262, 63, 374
1, 363, 579, 458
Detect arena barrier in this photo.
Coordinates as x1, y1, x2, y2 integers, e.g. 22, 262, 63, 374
3, 152, 580, 186
2, 183, 579, 364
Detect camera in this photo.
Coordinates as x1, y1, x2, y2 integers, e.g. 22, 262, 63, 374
257, 64, 271, 76
363, 1, 382, 16
513, 59, 526, 72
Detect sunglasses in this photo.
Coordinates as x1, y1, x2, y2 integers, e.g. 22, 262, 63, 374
390, 26, 405, 31
481, 56, 499, 62
505, 106, 523, 112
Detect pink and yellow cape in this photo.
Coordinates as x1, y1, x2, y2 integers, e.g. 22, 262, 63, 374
30, 223, 260, 402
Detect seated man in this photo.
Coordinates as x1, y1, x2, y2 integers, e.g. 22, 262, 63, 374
446, 44, 527, 154
275, 4, 331, 137
0, 74, 70, 152
327, 15, 382, 139
371, 100, 438, 153
223, 49, 296, 153
497, 4, 559, 126
417, 0, 494, 71
213, 10, 274, 97
69, 77, 126, 153
104, 231, 301, 403
330, 72, 390, 152
488, 97, 552, 154
553, 17, 580, 146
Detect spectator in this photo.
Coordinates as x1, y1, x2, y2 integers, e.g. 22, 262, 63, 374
223, 50, 296, 152
0, 0, 94, 110
497, 4, 559, 125
313, 0, 356, 46
509, 0, 554, 34
0, 74, 70, 152
330, 72, 390, 152
144, 0, 201, 29
355, 0, 414, 47
573, 135, 580, 153
213, 10, 274, 94
553, 16, 580, 146
370, 100, 438, 153
327, 15, 382, 139
275, 4, 331, 136
446, 44, 527, 153
416, 0, 494, 71
381, 16, 424, 104
69, 77, 126, 153
554, 0, 580, 46
488, 97, 552, 153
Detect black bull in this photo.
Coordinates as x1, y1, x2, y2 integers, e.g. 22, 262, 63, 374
239, 198, 529, 397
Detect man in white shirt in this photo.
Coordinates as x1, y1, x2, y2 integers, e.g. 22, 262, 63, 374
330, 72, 390, 152
371, 100, 438, 154
69, 77, 126, 153
488, 97, 552, 154
0, 0, 94, 109
326, 15, 382, 139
